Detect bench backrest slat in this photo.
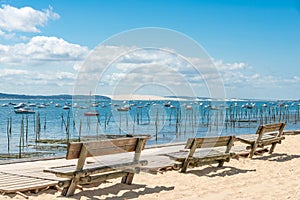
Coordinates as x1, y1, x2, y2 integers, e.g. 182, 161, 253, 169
185, 136, 234, 149
256, 122, 286, 135
66, 137, 147, 160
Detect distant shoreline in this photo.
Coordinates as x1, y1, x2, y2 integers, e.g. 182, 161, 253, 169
0, 92, 298, 102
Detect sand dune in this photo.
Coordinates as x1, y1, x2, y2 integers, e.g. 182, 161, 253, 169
106, 94, 187, 101
3, 135, 300, 200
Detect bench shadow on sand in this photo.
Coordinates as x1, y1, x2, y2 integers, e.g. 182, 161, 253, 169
60, 183, 174, 200
252, 153, 300, 162
187, 166, 256, 178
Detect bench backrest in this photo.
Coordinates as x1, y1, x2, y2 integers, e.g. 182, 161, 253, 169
255, 122, 286, 137
185, 136, 235, 150
66, 137, 147, 160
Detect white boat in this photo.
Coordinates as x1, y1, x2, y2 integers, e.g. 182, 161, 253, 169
14, 103, 25, 109
63, 105, 70, 110
84, 111, 99, 116
37, 104, 46, 108
164, 102, 171, 107
117, 105, 131, 111
15, 107, 35, 114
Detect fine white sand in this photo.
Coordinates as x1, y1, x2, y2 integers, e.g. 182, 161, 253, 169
3, 134, 300, 200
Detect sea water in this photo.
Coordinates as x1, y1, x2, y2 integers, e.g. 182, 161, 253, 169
0, 97, 299, 158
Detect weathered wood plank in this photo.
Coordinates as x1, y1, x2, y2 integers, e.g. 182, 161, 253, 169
260, 123, 284, 134
58, 171, 129, 188
66, 137, 147, 159
44, 160, 148, 178
185, 136, 233, 149
0, 172, 57, 194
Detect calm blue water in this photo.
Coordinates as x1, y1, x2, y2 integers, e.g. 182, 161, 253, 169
0, 98, 299, 158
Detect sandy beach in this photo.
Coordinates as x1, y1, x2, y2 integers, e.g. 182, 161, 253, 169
1, 134, 299, 200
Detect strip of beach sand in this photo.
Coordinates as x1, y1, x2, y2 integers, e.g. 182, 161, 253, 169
2, 134, 299, 200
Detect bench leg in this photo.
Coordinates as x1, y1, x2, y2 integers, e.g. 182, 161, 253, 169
269, 143, 277, 154
61, 175, 79, 196
249, 143, 258, 158
121, 173, 135, 184
218, 160, 225, 167
181, 160, 189, 173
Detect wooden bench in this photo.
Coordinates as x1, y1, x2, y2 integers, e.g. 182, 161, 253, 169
236, 122, 286, 158
167, 136, 235, 173
44, 137, 148, 196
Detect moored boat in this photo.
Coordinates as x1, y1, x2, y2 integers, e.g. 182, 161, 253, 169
84, 111, 99, 116
117, 106, 130, 111
14, 107, 35, 114
14, 103, 25, 109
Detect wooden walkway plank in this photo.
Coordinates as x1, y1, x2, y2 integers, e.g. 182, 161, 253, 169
0, 172, 57, 194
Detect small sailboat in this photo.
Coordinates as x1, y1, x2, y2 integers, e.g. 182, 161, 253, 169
14, 103, 25, 109
117, 104, 131, 111
84, 91, 99, 116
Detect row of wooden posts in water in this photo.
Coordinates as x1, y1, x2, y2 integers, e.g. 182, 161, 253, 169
4, 103, 300, 158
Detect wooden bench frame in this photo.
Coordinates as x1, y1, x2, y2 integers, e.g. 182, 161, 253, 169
236, 122, 286, 158
169, 136, 235, 173
44, 137, 148, 196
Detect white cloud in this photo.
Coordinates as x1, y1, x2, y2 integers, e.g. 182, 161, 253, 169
0, 68, 29, 77
214, 60, 246, 71
0, 36, 89, 65
0, 68, 76, 94
0, 35, 89, 95
212, 59, 300, 99
0, 4, 59, 36
74, 45, 216, 97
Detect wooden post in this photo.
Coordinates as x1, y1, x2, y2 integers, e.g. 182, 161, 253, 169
25, 116, 28, 145
155, 108, 158, 142
6, 117, 10, 154
181, 139, 197, 173
44, 115, 47, 130
79, 119, 82, 142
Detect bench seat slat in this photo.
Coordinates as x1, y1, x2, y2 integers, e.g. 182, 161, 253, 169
44, 160, 148, 178
185, 136, 233, 149
236, 134, 278, 144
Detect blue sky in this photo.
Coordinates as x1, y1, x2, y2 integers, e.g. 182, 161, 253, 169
0, 0, 299, 99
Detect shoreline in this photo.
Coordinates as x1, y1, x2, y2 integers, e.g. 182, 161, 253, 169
0, 129, 299, 165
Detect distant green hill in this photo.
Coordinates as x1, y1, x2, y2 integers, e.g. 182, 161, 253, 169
0, 93, 111, 100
